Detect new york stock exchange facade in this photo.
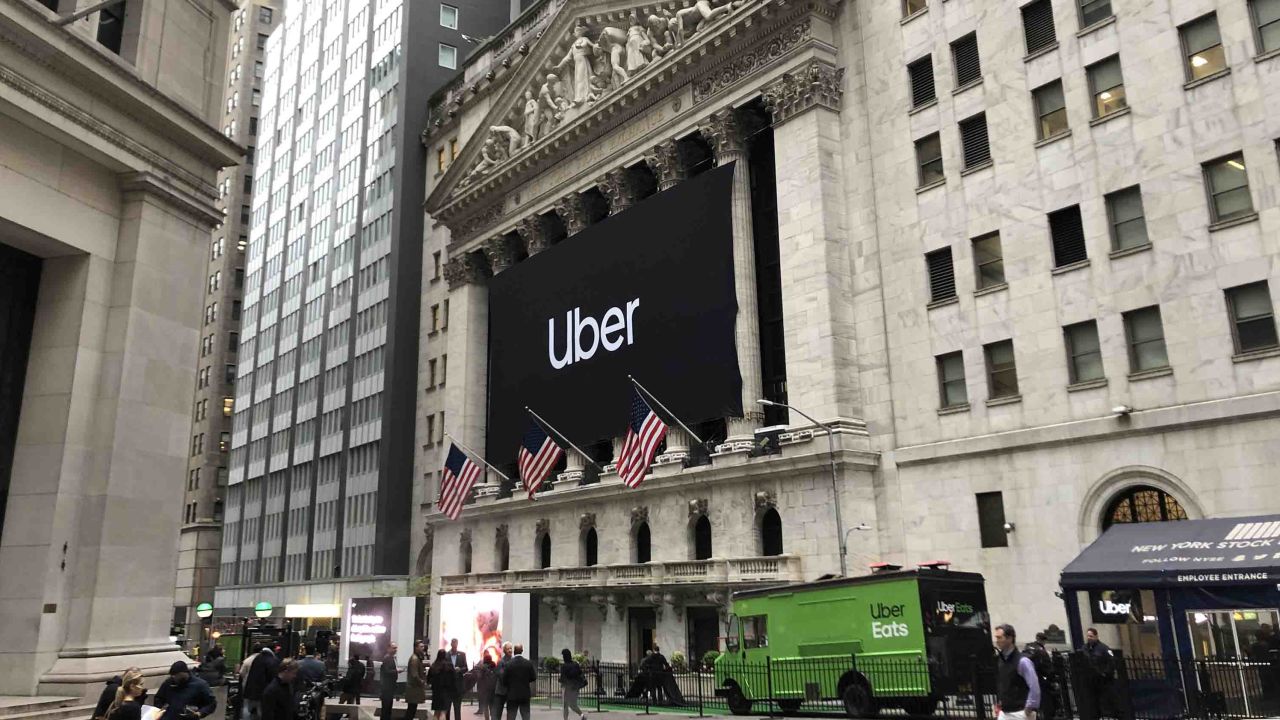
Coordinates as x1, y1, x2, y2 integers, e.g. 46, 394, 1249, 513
414, 0, 1280, 664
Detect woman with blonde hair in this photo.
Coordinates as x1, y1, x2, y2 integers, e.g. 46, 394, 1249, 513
105, 669, 146, 720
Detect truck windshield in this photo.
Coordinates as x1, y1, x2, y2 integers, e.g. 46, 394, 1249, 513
743, 615, 768, 649
726, 614, 741, 652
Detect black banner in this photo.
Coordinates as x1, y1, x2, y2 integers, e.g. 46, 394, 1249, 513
486, 163, 742, 465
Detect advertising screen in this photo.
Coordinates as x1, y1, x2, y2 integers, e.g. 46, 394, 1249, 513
486, 163, 741, 465
347, 597, 393, 662
438, 592, 507, 665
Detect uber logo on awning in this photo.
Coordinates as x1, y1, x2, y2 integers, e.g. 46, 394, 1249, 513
1090, 589, 1141, 624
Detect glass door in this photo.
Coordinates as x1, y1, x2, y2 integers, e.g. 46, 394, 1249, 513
1186, 608, 1280, 717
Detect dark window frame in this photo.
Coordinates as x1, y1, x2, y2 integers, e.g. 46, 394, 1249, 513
916, 132, 944, 187
1202, 153, 1255, 224
936, 351, 968, 409
1250, 0, 1280, 55
972, 232, 1005, 290
1105, 185, 1149, 251
1087, 55, 1128, 118
984, 339, 1020, 399
1021, 0, 1058, 55
976, 491, 1010, 548
1078, 0, 1113, 29
951, 33, 983, 88
1064, 320, 1105, 384
959, 112, 991, 169
1179, 13, 1227, 82
1225, 281, 1279, 355
908, 55, 937, 109
925, 246, 957, 303
1123, 305, 1170, 373
1033, 80, 1069, 140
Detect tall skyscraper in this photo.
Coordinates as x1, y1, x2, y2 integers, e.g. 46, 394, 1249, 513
175, 0, 283, 650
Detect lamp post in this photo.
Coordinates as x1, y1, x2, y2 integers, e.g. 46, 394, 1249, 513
758, 399, 848, 577
196, 602, 214, 656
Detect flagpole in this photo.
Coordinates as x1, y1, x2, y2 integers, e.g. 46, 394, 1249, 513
525, 407, 604, 470
443, 432, 512, 483
627, 375, 707, 446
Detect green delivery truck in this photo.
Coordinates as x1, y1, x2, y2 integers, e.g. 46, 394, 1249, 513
714, 566, 992, 717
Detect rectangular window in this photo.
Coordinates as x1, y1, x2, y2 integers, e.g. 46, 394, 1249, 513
1106, 186, 1148, 250
441, 3, 459, 29
908, 55, 936, 109
257, 33, 269, 51
431, 304, 440, 332
1180, 14, 1227, 81
959, 113, 991, 169
450, 138, 459, 159
1252, 0, 1280, 54
439, 43, 458, 69
976, 492, 1009, 548
1049, 205, 1088, 267
1123, 306, 1169, 373
937, 351, 968, 408
1064, 321, 1104, 384
915, 133, 944, 187
1226, 282, 1279, 354
1022, 0, 1058, 55
1087, 55, 1127, 117
1203, 153, 1255, 223
972, 233, 1005, 289
1079, 0, 1112, 28
259, 7, 272, 23
984, 340, 1019, 399
925, 247, 956, 303
432, 251, 442, 280
1033, 80, 1069, 140
437, 147, 446, 173
952, 34, 982, 88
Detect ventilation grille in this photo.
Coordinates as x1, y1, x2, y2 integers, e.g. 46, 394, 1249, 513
926, 247, 956, 302
960, 114, 991, 168
952, 34, 982, 86
909, 56, 936, 108
1022, 0, 1058, 54
1049, 205, 1088, 267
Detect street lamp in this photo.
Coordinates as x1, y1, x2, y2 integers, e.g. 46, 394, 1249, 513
254, 601, 273, 619
758, 398, 848, 577
195, 602, 214, 619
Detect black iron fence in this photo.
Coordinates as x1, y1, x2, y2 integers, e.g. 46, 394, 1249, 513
515, 651, 1278, 719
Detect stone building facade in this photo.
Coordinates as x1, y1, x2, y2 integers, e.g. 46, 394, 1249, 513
0, 0, 240, 694
419, 0, 1280, 665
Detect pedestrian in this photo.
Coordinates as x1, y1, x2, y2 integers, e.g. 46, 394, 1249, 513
380, 643, 403, 720
429, 649, 457, 720
1023, 633, 1057, 720
1083, 628, 1115, 717
242, 647, 279, 720
500, 644, 536, 720
261, 659, 299, 720
340, 654, 367, 705
199, 647, 227, 686
104, 669, 147, 720
993, 624, 1040, 720
94, 667, 144, 720
447, 639, 468, 720
475, 656, 497, 720
298, 644, 327, 685
154, 661, 218, 720
492, 642, 514, 720
405, 641, 428, 720
557, 649, 586, 720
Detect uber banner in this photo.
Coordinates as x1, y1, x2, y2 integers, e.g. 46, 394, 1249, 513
486, 163, 742, 465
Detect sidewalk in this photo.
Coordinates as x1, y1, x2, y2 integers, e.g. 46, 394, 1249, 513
318, 698, 726, 720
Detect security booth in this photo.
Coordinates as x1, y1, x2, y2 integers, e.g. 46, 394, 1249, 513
1059, 514, 1280, 718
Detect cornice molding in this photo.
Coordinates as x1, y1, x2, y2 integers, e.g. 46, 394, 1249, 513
120, 171, 224, 227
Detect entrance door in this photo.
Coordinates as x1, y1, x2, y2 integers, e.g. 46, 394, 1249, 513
628, 607, 656, 665
687, 607, 720, 669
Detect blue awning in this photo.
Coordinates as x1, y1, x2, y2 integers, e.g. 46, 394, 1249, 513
1060, 514, 1280, 590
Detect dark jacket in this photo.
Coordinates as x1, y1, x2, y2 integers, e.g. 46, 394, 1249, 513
379, 653, 399, 699
996, 649, 1031, 713
297, 657, 327, 684
94, 676, 123, 720
558, 660, 584, 688
405, 654, 428, 704
342, 658, 367, 694
500, 656, 537, 703
260, 678, 296, 720
107, 701, 143, 720
475, 663, 497, 699
154, 675, 217, 720
447, 650, 468, 692
493, 655, 512, 697
427, 663, 456, 703
243, 651, 280, 700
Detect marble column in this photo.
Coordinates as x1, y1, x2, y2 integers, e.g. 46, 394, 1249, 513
646, 140, 693, 461
549, 596, 577, 657
597, 168, 638, 216
761, 61, 864, 428
599, 597, 629, 663
699, 110, 764, 447
653, 594, 686, 662
443, 253, 491, 491
554, 193, 589, 237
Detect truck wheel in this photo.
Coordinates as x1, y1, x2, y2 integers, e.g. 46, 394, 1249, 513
777, 700, 802, 715
725, 683, 753, 716
900, 698, 937, 717
841, 680, 878, 718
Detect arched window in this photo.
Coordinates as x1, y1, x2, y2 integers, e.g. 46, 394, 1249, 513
760, 508, 783, 556
1102, 485, 1188, 531
693, 516, 713, 560
497, 535, 510, 571
539, 533, 552, 569
582, 527, 598, 567
634, 521, 651, 563
461, 540, 472, 574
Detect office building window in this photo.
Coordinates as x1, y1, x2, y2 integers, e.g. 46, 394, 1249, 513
1078, 0, 1112, 28
1225, 282, 1279, 354
908, 55, 936, 109
916, 133, 944, 187
437, 147, 446, 173
1033, 80, 1069, 140
1106, 186, 1148, 250
976, 492, 1009, 548
432, 251, 442, 280
1180, 14, 1227, 81
259, 6, 272, 23
439, 43, 457, 69
1022, 0, 1057, 55
441, 4, 459, 29
96, 0, 125, 54
959, 113, 991, 169
1251, 0, 1280, 54
1064, 321, 1104, 384
1087, 56, 1127, 117
1123, 306, 1169, 373
257, 33, 269, 50
450, 138, 459, 159
972, 232, 1005, 289
925, 247, 956, 303
984, 339, 1019, 399
903, 0, 927, 16
952, 34, 982, 87
1049, 205, 1088, 267
1203, 153, 1255, 224
937, 351, 968, 408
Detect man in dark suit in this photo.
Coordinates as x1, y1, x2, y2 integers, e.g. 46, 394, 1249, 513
447, 639, 469, 720
500, 644, 536, 720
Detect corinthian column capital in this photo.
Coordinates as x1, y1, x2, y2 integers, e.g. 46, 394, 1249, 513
698, 108, 749, 161
644, 139, 688, 191
554, 193, 590, 236
762, 60, 845, 126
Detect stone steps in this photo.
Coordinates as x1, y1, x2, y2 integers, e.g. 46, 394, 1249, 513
0, 699, 95, 720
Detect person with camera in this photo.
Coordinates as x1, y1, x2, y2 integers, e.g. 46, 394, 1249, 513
261, 659, 299, 720
154, 662, 218, 720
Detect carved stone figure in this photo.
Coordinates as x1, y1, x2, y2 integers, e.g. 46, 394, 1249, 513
597, 25, 630, 87
646, 10, 676, 57
462, 136, 503, 185
538, 73, 568, 137
491, 125, 523, 156
625, 13, 651, 73
677, 0, 736, 42
556, 21, 599, 106
522, 89, 540, 144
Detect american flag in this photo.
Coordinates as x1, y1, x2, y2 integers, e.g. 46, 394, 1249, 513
616, 387, 668, 489
438, 444, 482, 520
518, 421, 563, 499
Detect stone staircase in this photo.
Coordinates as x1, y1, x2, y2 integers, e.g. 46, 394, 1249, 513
0, 697, 96, 720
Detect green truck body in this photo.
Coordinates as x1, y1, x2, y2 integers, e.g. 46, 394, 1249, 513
714, 567, 991, 716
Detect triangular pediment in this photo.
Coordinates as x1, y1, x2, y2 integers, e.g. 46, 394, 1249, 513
426, 0, 764, 218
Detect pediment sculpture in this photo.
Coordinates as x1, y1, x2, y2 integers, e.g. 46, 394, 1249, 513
458, 0, 743, 189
